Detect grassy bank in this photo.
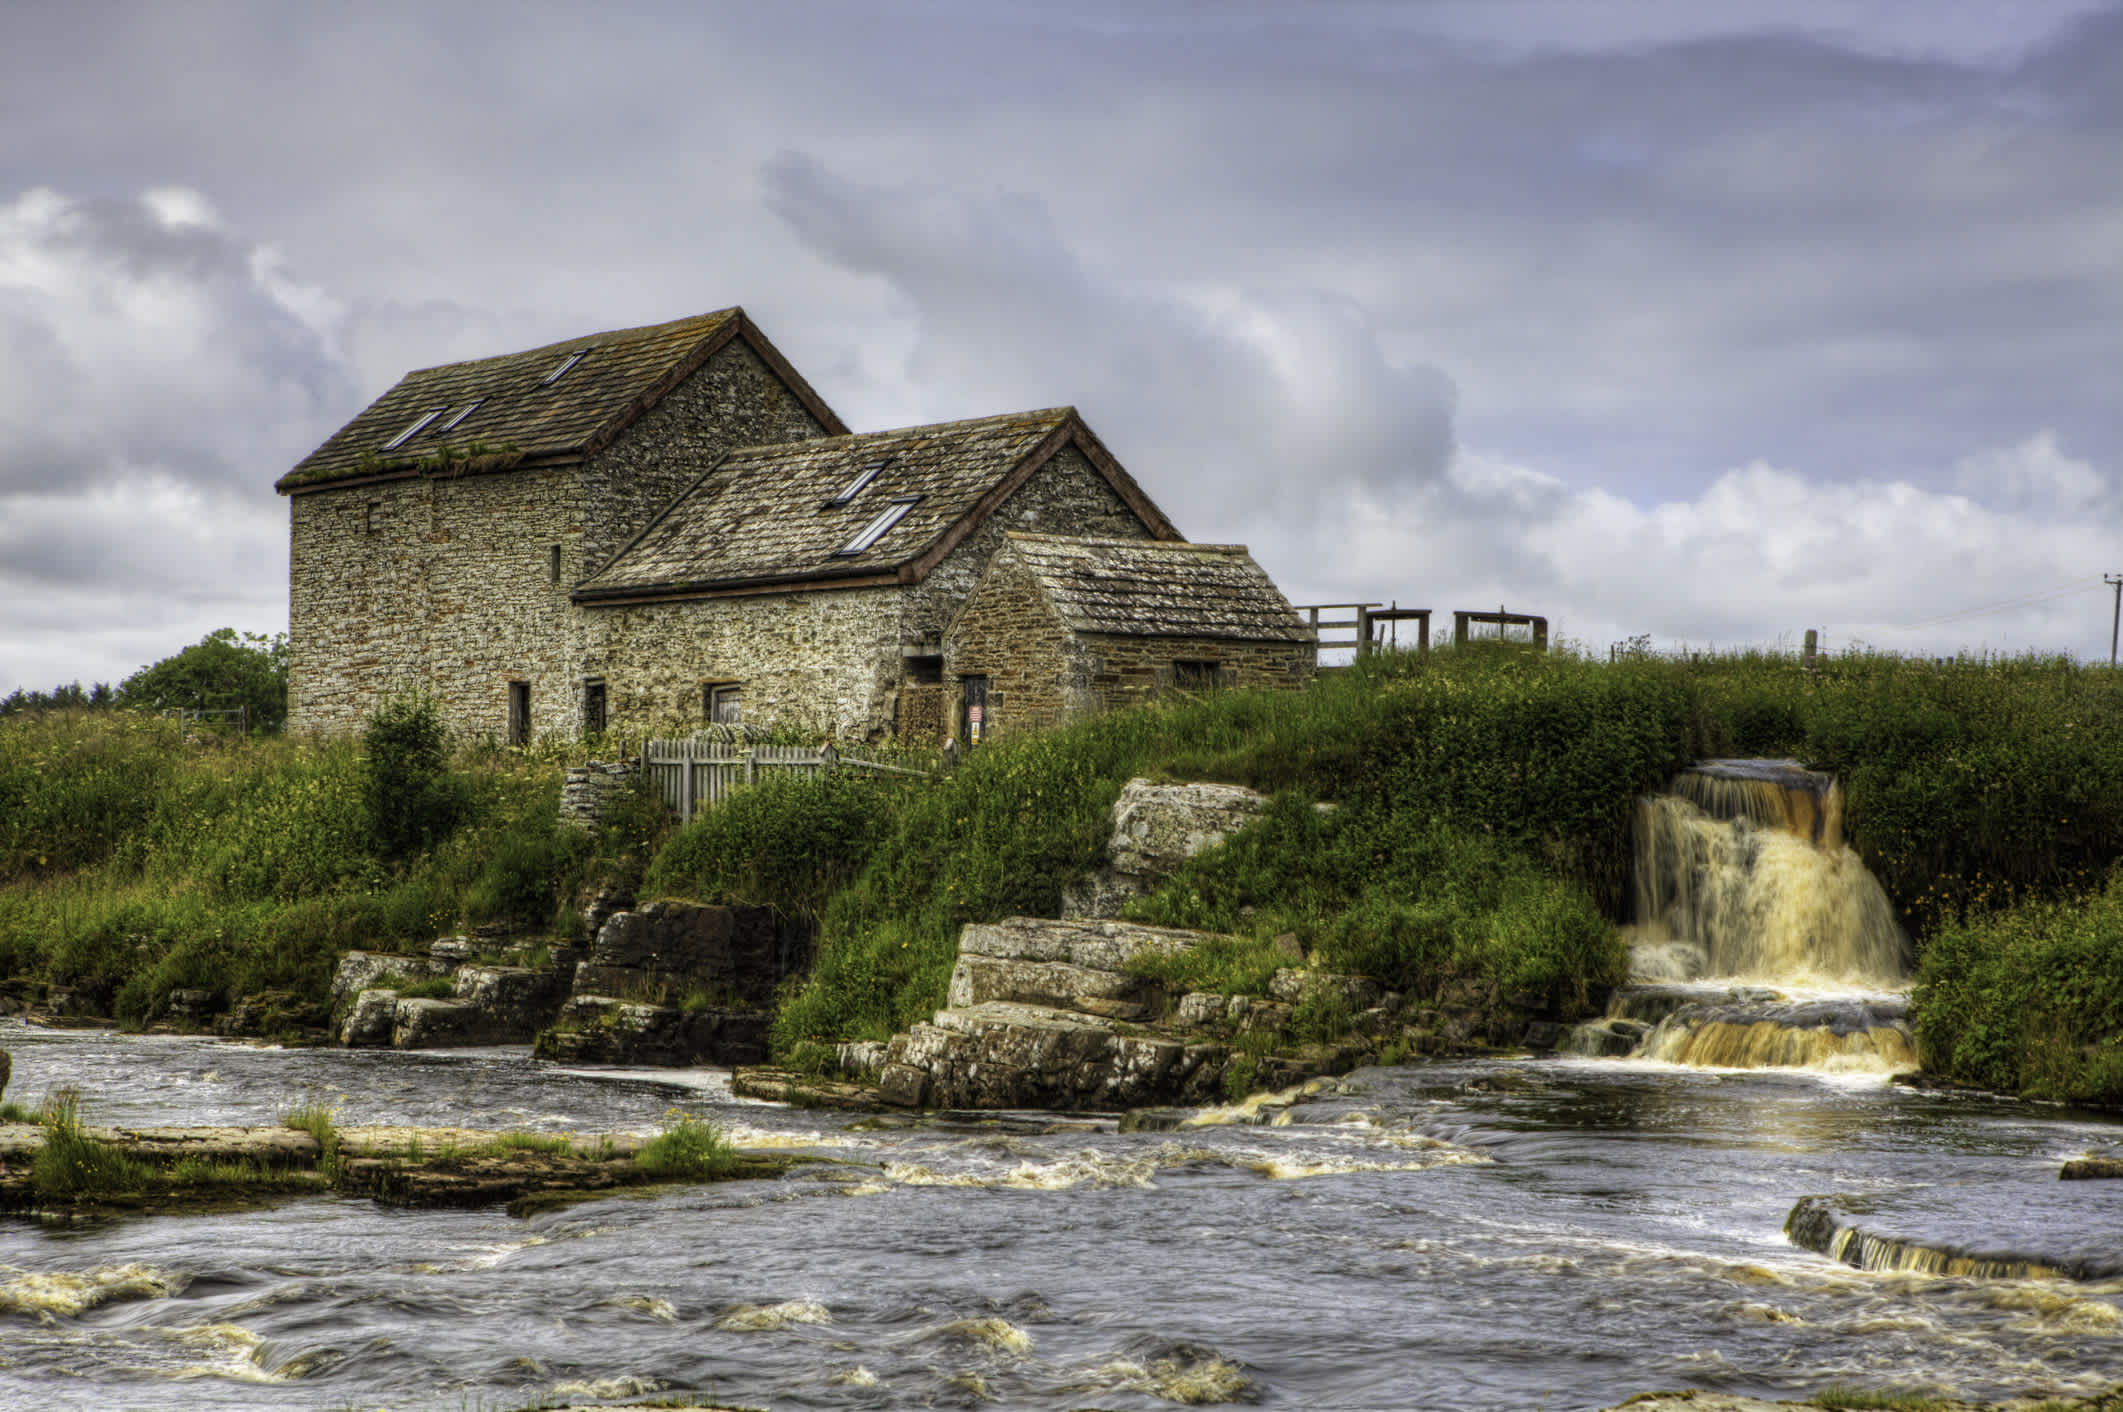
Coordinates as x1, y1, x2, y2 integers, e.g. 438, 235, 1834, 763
0, 705, 661, 1027
640, 646, 2121, 1093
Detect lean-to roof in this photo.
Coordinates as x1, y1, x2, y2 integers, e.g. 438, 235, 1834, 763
1000, 533, 1311, 643
575, 407, 1177, 602
275, 309, 844, 492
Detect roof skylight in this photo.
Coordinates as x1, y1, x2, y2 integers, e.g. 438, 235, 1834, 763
835, 496, 921, 557
826, 457, 892, 507
541, 350, 588, 386
383, 409, 443, 450
438, 399, 485, 433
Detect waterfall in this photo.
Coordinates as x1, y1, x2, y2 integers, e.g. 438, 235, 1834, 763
1568, 760, 1915, 1073
1629, 760, 1909, 989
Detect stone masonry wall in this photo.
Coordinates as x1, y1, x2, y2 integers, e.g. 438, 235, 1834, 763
425, 466, 585, 743
288, 478, 436, 734
1071, 632, 1314, 713
941, 555, 1076, 737
579, 585, 904, 738
581, 338, 831, 573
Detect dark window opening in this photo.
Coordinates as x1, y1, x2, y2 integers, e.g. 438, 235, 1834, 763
549, 544, 562, 583
507, 681, 530, 746
583, 680, 606, 736
959, 674, 989, 747
1173, 660, 1222, 691
705, 683, 742, 725
905, 654, 944, 685
365, 501, 381, 534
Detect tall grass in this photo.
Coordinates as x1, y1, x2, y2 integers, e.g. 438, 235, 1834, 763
0, 706, 637, 1023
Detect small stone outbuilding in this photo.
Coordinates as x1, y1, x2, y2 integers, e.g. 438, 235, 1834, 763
941, 533, 1314, 741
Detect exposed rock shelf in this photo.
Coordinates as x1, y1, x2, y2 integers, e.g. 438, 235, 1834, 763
1786, 1188, 2123, 1282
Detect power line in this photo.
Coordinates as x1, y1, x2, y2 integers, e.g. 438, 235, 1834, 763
1889, 577, 2103, 632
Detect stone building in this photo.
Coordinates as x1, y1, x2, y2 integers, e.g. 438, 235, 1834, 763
275, 307, 1299, 744
275, 309, 844, 738
942, 534, 1314, 740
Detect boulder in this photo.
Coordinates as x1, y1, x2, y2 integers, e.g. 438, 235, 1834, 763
392, 998, 505, 1049
328, 951, 450, 1012
1061, 778, 1270, 920
339, 989, 399, 1047
165, 988, 216, 1021
452, 965, 571, 1038
880, 1002, 1230, 1111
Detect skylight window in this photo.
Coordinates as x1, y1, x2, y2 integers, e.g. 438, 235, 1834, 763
541, 350, 587, 386
383, 409, 443, 450
437, 399, 485, 433
826, 457, 892, 507
835, 496, 921, 557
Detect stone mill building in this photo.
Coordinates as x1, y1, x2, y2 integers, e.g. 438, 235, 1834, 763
276, 308, 1315, 744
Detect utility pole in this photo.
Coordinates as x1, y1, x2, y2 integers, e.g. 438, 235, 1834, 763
2107, 573, 2122, 668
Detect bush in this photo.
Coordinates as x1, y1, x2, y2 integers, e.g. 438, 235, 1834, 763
362, 692, 463, 859
646, 769, 899, 917
1911, 869, 2123, 1104
634, 1111, 737, 1179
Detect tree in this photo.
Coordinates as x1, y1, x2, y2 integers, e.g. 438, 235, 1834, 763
116, 629, 289, 732
362, 690, 462, 859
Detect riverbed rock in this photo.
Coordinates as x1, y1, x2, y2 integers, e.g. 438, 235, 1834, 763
574, 900, 812, 1010
1061, 778, 1270, 920
329, 951, 451, 1012
2062, 1158, 2123, 1180
533, 996, 770, 1067
339, 989, 399, 1047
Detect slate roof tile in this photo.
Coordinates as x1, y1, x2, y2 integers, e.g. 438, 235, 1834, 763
578, 408, 1096, 596
276, 309, 831, 491
1003, 533, 1312, 643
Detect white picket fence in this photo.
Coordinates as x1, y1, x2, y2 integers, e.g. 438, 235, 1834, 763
640, 730, 934, 822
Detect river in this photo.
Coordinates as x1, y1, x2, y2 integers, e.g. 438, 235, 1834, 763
3, 1021, 2119, 1410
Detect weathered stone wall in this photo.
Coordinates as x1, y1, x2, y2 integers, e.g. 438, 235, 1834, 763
424, 467, 586, 742
580, 338, 831, 573
945, 583, 1316, 741
287, 477, 439, 734
561, 760, 637, 829
579, 585, 904, 737
939, 554, 1077, 736
1067, 631, 1314, 715
577, 442, 1158, 740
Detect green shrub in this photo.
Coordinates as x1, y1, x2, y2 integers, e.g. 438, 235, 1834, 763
634, 1111, 737, 1179
32, 1088, 154, 1198
362, 691, 462, 859
1911, 869, 2123, 1104
646, 769, 901, 917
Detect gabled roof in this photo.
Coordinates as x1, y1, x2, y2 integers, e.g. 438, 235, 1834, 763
275, 308, 846, 492
996, 533, 1312, 643
574, 408, 1180, 603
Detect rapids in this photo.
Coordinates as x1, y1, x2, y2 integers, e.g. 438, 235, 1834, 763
3, 1022, 2120, 1410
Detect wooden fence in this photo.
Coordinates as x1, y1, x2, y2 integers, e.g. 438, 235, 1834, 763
1293, 603, 1435, 659
641, 729, 935, 823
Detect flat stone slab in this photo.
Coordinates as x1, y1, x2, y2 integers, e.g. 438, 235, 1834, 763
958, 916, 1212, 970
1787, 1183, 2123, 1281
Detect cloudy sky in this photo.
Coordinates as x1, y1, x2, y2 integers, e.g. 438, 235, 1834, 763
3, 0, 2118, 692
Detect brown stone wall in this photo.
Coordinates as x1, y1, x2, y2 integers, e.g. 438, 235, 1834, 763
941, 556, 1075, 738
1074, 633, 1314, 712
579, 587, 903, 738
581, 338, 832, 572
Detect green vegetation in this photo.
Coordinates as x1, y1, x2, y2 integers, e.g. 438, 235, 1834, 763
634, 1111, 738, 1180
30, 1088, 155, 1197
0, 695, 658, 1026
1813, 1387, 1951, 1411
1912, 868, 2123, 1105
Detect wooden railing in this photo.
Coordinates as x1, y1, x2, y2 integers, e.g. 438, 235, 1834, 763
1293, 603, 1434, 659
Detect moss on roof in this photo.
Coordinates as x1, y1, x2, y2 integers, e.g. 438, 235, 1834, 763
276, 309, 768, 491
999, 533, 1312, 642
